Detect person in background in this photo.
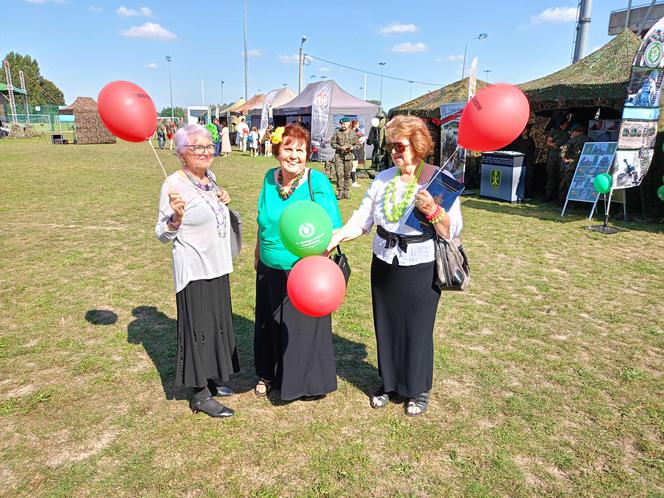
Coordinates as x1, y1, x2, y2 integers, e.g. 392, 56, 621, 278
253, 124, 341, 401
559, 123, 591, 203
156, 121, 167, 150
544, 116, 570, 201
155, 124, 239, 418
237, 118, 250, 153
327, 115, 463, 417
213, 118, 223, 157
331, 117, 360, 200
166, 120, 176, 150
350, 119, 364, 188
263, 125, 274, 157
249, 127, 259, 157
220, 122, 232, 157
504, 124, 537, 198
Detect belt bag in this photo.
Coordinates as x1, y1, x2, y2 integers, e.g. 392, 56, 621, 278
434, 236, 470, 291
308, 169, 351, 283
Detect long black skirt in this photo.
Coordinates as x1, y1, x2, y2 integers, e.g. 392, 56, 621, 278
371, 255, 441, 397
254, 260, 337, 400
175, 275, 240, 388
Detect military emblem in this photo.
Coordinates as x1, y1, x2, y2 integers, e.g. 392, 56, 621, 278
299, 222, 315, 238
644, 41, 663, 68
490, 169, 501, 189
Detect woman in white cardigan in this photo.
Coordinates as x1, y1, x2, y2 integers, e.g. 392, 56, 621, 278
327, 115, 463, 417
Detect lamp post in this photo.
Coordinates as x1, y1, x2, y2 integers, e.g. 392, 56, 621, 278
483, 69, 492, 82
378, 61, 386, 105
242, 0, 248, 99
166, 55, 174, 122
462, 33, 488, 79
220, 80, 224, 105
408, 80, 414, 100
298, 35, 307, 94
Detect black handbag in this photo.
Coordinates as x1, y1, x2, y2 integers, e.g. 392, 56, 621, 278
308, 169, 351, 283
228, 208, 242, 261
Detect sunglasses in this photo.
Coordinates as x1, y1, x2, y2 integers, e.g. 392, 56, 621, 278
387, 142, 410, 153
184, 144, 216, 155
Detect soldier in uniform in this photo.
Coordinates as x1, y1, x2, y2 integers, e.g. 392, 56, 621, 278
330, 116, 360, 199
559, 123, 591, 203
544, 116, 570, 201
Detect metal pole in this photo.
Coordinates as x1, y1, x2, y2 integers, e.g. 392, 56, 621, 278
379, 62, 386, 105
19, 70, 29, 124
483, 69, 492, 82
221, 80, 224, 105
637, 0, 656, 37
625, 0, 632, 29
572, 0, 592, 62
243, 0, 248, 100
409, 81, 413, 100
166, 56, 174, 122
462, 42, 469, 79
363, 73, 367, 101
298, 36, 307, 94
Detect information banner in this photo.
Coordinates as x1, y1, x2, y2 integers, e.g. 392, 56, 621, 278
562, 142, 617, 214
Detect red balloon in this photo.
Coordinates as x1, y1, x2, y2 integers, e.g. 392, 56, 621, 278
458, 84, 530, 152
287, 256, 346, 317
97, 81, 157, 142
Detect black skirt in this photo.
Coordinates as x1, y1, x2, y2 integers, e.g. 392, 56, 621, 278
254, 260, 337, 400
371, 254, 441, 397
175, 275, 240, 388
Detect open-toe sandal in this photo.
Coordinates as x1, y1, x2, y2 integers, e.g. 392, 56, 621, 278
254, 378, 272, 397
370, 386, 390, 409
406, 391, 430, 417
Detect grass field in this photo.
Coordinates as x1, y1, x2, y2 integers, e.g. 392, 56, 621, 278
1, 139, 663, 497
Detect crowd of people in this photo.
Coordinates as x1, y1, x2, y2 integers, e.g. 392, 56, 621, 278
155, 116, 463, 419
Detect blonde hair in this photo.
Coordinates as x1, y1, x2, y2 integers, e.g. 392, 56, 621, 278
385, 115, 434, 159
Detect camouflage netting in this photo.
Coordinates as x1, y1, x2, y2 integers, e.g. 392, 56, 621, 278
58, 97, 116, 145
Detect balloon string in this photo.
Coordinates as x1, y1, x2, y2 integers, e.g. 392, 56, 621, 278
148, 139, 169, 179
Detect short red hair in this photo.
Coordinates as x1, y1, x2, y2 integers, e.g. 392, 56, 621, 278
273, 124, 311, 159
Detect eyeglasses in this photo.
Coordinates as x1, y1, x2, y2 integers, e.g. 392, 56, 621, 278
387, 142, 410, 153
184, 144, 216, 155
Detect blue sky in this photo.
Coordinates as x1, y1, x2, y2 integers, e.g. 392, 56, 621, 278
2, 0, 642, 111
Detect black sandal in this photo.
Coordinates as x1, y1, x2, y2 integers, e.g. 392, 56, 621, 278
254, 378, 272, 396
370, 386, 390, 409
405, 391, 430, 417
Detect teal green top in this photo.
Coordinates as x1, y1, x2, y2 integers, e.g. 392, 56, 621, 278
257, 168, 342, 270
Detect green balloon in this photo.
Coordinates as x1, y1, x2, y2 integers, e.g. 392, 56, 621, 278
593, 173, 612, 194
657, 185, 664, 202
279, 200, 333, 257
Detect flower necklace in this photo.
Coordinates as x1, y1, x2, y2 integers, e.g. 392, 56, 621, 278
383, 161, 424, 222
182, 168, 228, 239
276, 168, 304, 200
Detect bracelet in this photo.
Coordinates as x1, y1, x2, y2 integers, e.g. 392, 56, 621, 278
427, 206, 446, 225
425, 205, 442, 222
168, 214, 181, 229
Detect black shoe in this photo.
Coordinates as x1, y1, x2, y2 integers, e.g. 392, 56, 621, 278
210, 385, 235, 397
189, 397, 235, 418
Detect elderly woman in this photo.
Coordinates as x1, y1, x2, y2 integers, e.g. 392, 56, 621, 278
327, 115, 463, 416
155, 124, 239, 418
254, 124, 342, 401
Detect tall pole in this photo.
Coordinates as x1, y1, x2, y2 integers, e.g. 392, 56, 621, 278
220, 80, 224, 105
637, 0, 656, 37
298, 35, 307, 94
166, 55, 174, 122
243, 0, 248, 99
625, 0, 632, 29
201, 79, 205, 106
462, 33, 488, 78
483, 69, 492, 82
408, 80, 413, 100
572, 0, 592, 62
363, 73, 367, 101
19, 70, 29, 124
378, 62, 386, 106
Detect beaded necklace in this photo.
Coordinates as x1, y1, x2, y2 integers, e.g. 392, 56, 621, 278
383, 161, 424, 222
277, 168, 305, 199
182, 168, 228, 239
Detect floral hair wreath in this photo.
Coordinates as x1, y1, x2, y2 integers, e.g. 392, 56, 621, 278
270, 126, 285, 145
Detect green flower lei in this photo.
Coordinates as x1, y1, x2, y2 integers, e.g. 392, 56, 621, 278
383, 161, 424, 222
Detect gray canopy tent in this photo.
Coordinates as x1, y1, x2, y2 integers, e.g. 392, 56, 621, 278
273, 80, 379, 161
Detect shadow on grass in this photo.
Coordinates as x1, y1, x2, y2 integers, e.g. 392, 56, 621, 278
333, 334, 379, 398
126, 305, 256, 401
85, 309, 118, 325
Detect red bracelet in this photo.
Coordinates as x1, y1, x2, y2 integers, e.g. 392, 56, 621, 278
425, 205, 442, 222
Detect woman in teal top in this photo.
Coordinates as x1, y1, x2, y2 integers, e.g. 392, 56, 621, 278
253, 124, 342, 401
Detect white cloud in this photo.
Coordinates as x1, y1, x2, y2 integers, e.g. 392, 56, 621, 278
390, 42, 427, 53
244, 49, 263, 58
117, 6, 152, 17
279, 54, 312, 64
318, 66, 332, 73
531, 7, 577, 24
88, 5, 102, 12
379, 23, 418, 35
144, 62, 158, 69
25, 0, 67, 4
448, 54, 464, 61
121, 22, 177, 41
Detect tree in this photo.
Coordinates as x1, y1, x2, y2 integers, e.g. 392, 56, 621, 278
1, 52, 65, 105
367, 99, 382, 106
160, 107, 185, 119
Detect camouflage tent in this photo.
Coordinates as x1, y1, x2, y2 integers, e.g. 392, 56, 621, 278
58, 97, 116, 145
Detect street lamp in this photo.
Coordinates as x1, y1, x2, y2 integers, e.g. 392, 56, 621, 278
462, 33, 488, 79
166, 55, 174, 122
483, 69, 492, 82
408, 80, 414, 100
298, 35, 307, 94
220, 80, 224, 104
378, 61, 387, 105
